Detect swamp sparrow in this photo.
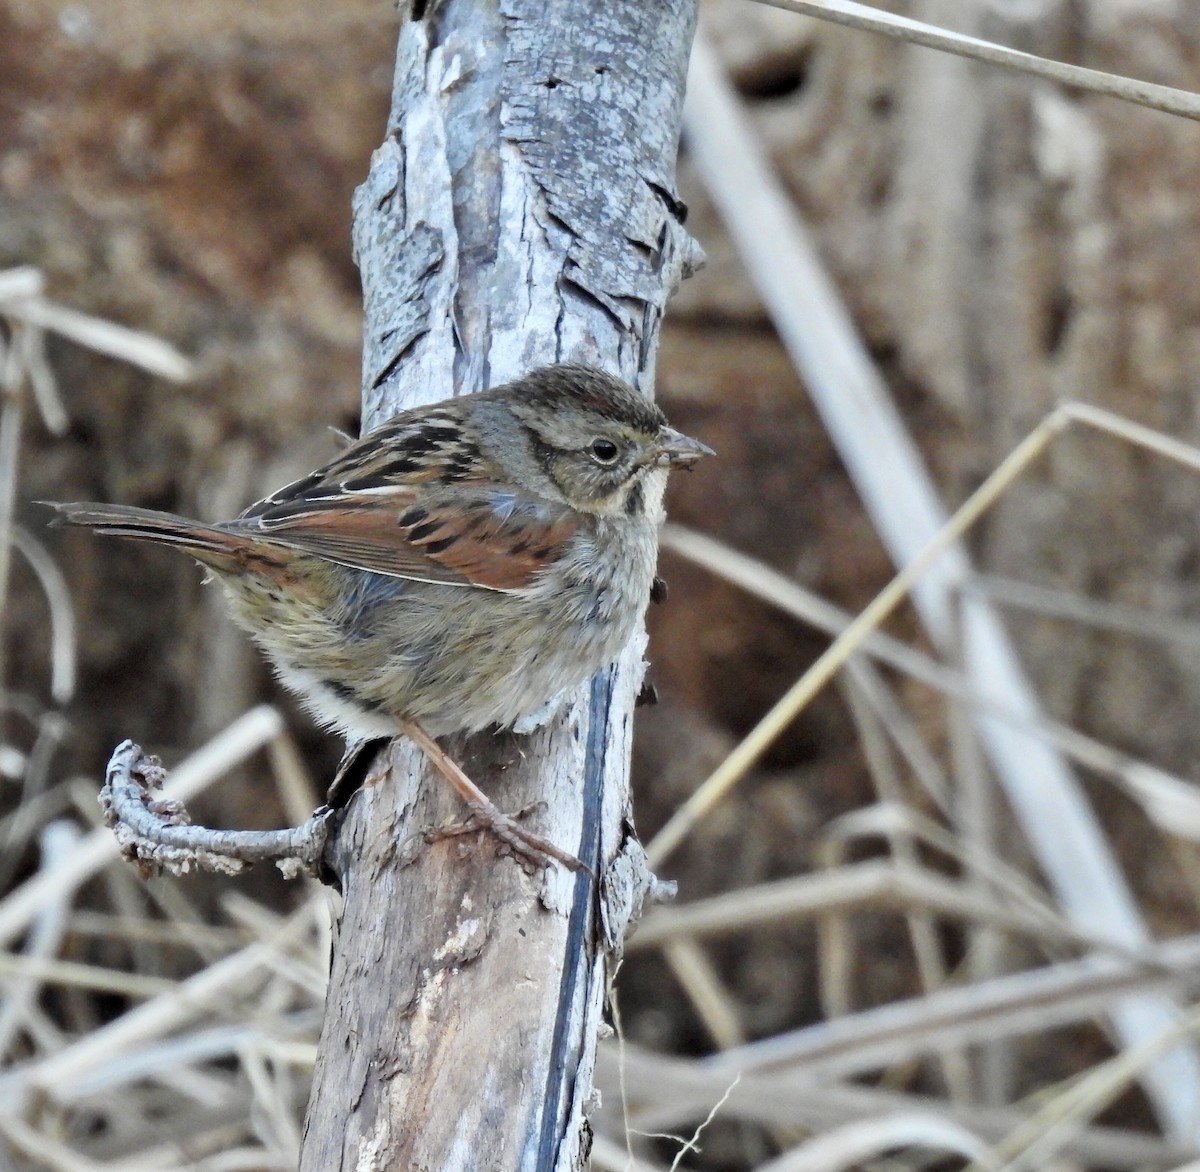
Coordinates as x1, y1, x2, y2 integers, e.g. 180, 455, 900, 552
48, 364, 712, 870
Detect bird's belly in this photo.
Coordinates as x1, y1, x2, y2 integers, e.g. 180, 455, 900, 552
397, 564, 647, 734
220, 537, 654, 739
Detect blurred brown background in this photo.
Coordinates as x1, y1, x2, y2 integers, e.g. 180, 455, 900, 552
7, 0, 1200, 1166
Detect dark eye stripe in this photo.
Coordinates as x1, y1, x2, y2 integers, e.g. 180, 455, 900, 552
530, 437, 558, 480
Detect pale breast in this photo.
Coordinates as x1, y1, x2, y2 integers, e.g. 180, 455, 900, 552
400, 513, 658, 733
217, 515, 661, 739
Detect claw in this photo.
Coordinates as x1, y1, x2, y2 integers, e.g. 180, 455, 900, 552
425, 804, 589, 874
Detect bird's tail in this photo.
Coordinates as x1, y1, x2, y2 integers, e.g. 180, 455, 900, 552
42, 502, 245, 564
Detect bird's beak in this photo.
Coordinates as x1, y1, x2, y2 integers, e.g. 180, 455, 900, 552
655, 428, 715, 468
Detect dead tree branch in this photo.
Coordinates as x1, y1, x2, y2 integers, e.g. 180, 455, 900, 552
299, 1, 700, 1168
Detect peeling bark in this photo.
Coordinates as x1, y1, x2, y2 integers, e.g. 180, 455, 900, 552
299, 3, 699, 1168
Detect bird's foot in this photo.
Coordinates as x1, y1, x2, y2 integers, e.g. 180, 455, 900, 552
426, 801, 588, 874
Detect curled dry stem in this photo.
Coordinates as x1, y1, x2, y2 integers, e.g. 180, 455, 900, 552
100, 739, 333, 880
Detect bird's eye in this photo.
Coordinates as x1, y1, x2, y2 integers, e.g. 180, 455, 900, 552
589, 437, 621, 465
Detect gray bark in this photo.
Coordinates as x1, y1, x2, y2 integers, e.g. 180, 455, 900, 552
299, 2, 700, 1169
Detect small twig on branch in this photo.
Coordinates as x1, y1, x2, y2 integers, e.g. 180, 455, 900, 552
100, 739, 333, 880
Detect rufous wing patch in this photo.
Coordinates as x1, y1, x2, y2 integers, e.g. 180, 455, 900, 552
227, 487, 579, 592
401, 495, 580, 591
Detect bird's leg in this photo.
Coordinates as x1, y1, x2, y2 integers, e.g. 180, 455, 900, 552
397, 717, 587, 873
